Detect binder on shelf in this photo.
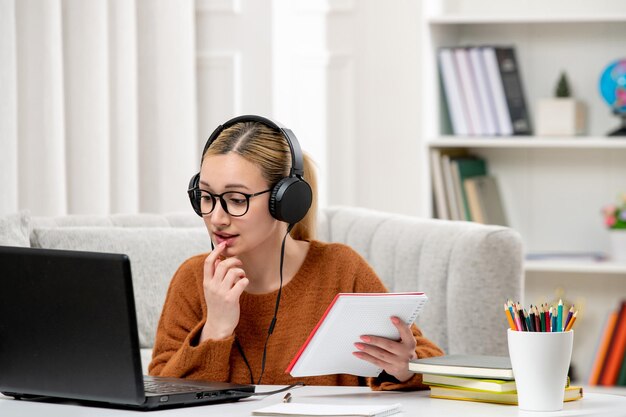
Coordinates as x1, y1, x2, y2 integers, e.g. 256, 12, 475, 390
286, 293, 428, 378
494, 47, 532, 135
468, 47, 498, 136
481, 47, 513, 136
438, 48, 470, 135
454, 48, 484, 135
464, 175, 508, 226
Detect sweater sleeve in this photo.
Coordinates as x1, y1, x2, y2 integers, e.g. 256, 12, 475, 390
148, 256, 235, 381
342, 246, 445, 391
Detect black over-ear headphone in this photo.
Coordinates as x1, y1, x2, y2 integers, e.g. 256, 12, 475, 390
188, 115, 312, 225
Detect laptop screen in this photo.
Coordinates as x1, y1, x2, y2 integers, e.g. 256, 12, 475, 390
0, 246, 145, 405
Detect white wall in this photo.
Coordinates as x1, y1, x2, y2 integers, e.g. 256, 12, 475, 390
2, 0, 425, 217
269, 0, 424, 216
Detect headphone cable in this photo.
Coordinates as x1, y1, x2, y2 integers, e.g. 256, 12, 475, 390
236, 224, 293, 385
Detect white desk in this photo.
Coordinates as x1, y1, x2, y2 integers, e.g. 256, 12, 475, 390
2, 386, 626, 416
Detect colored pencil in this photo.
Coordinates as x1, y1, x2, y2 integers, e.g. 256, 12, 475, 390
557, 299, 563, 332
565, 311, 578, 332
513, 309, 523, 332
564, 305, 575, 331
505, 302, 516, 330
533, 306, 543, 332
517, 303, 527, 332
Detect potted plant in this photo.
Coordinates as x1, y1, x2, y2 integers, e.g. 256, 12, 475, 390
535, 72, 586, 136
602, 194, 626, 262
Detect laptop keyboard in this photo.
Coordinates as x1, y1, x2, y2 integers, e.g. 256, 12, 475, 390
143, 380, 211, 394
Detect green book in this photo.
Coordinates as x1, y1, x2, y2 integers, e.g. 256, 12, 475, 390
451, 157, 487, 221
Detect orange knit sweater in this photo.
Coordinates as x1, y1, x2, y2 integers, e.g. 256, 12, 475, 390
149, 240, 443, 390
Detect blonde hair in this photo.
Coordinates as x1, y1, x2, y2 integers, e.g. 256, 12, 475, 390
202, 122, 317, 241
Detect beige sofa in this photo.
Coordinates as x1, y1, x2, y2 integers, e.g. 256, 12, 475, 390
0, 206, 523, 372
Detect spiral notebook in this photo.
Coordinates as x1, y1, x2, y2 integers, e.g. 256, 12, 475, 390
286, 292, 428, 377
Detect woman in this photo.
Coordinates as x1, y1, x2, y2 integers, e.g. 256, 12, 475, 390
149, 115, 443, 390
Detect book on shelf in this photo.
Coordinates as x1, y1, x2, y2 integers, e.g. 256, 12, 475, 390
409, 354, 514, 380
454, 48, 484, 135
422, 373, 517, 393
599, 300, 626, 386
251, 402, 402, 417
451, 156, 488, 221
430, 148, 449, 220
438, 48, 470, 136
286, 293, 428, 378
464, 175, 508, 226
428, 385, 583, 406
441, 152, 464, 221
493, 46, 532, 135
481, 46, 513, 135
430, 148, 468, 220
439, 45, 531, 136
468, 47, 498, 136
588, 310, 619, 385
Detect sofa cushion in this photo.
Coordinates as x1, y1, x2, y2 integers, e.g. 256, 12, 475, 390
0, 211, 30, 247
31, 227, 211, 348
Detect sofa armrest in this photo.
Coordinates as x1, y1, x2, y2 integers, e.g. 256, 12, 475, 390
320, 206, 523, 356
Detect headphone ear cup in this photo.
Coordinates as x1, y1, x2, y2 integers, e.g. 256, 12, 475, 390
187, 173, 203, 217
269, 177, 312, 224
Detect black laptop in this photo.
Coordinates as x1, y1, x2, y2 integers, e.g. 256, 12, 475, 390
0, 245, 255, 410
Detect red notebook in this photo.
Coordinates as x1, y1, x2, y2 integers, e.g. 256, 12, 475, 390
286, 292, 428, 378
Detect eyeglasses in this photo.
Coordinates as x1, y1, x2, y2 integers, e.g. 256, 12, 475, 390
196, 189, 272, 217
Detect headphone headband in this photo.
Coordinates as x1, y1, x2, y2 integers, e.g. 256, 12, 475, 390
202, 115, 305, 178
190, 114, 312, 224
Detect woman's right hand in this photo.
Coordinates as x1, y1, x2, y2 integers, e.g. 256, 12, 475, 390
199, 242, 249, 342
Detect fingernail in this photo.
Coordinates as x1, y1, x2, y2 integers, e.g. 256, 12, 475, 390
391, 316, 400, 324
360, 336, 370, 343
354, 343, 365, 350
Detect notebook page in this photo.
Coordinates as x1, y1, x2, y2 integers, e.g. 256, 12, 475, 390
288, 293, 427, 377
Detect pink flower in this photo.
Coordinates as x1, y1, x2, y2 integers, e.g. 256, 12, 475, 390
605, 216, 617, 227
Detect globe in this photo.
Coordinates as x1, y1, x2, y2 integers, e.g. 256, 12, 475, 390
599, 58, 626, 136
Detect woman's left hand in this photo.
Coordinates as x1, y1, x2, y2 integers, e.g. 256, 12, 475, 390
352, 316, 417, 383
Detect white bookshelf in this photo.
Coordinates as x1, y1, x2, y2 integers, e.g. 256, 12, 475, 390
420, 0, 626, 383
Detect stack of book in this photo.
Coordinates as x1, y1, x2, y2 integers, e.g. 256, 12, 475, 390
430, 150, 507, 224
409, 354, 583, 405
588, 300, 626, 386
438, 45, 531, 136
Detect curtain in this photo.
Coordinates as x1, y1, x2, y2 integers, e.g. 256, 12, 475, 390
0, 0, 198, 216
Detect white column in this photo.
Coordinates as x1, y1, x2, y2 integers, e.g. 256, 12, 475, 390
62, 0, 110, 214
0, 0, 18, 215
272, 0, 330, 208
16, 0, 67, 216
137, 0, 198, 213
109, 0, 139, 214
